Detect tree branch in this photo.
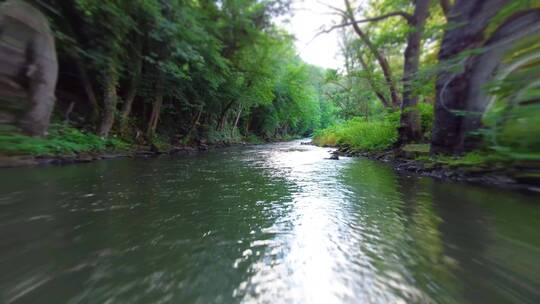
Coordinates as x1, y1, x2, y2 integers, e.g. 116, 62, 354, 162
316, 1, 346, 16
351, 11, 414, 24
439, 0, 451, 18
315, 11, 413, 38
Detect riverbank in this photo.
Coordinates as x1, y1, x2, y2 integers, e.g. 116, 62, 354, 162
0, 121, 308, 168
328, 144, 540, 193
0, 141, 251, 168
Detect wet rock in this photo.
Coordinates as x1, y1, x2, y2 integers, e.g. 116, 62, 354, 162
149, 143, 161, 154
76, 152, 98, 163
0, 155, 37, 168
170, 146, 198, 155
327, 151, 339, 160
197, 143, 209, 151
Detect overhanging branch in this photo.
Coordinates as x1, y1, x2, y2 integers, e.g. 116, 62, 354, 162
315, 11, 413, 38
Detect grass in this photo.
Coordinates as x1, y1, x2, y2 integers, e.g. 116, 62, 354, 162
244, 134, 264, 144
313, 111, 400, 151
313, 103, 434, 152
402, 144, 430, 154
0, 123, 132, 156
416, 151, 511, 170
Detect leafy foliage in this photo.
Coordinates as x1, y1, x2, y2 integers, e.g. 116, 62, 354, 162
3, 0, 335, 155
0, 124, 131, 156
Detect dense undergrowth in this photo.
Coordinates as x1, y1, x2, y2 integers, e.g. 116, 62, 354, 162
313, 95, 539, 169
0, 124, 131, 156
313, 103, 434, 151
0, 121, 287, 157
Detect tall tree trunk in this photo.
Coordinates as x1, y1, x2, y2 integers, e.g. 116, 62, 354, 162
187, 106, 203, 138
344, 0, 401, 108
147, 70, 164, 138
431, 0, 511, 154
232, 104, 243, 135
55, 1, 100, 127
98, 66, 118, 137
244, 114, 251, 134
219, 100, 235, 130
397, 0, 430, 145
118, 47, 143, 133
439, 0, 451, 18
75, 56, 100, 124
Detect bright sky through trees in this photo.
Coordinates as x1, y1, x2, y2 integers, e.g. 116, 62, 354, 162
279, 0, 345, 69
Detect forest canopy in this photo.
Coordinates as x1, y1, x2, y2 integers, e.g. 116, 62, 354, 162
0, 0, 335, 156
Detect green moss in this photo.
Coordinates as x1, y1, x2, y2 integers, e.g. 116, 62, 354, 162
417, 151, 510, 169
402, 144, 430, 154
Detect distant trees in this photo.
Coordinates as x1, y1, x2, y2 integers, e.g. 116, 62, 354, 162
322, 0, 442, 144
25, 0, 330, 143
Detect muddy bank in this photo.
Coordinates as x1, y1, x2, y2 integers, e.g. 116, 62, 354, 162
0, 142, 247, 168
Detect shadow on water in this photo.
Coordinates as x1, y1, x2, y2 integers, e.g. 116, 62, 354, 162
340, 158, 540, 303
0, 153, 295, 303
0, 141, 539, 303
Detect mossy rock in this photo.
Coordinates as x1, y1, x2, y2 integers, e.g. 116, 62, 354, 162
402, 144, 430, 153
400, 144, 430, 158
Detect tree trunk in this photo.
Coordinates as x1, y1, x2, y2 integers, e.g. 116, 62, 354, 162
461, 10, 540, 150
98, 66, 118, 137
397, 0, 430, 145
439, 0, 451, 18
219, 100, 234, 130
232, 104, 243, 135
344, 0, 401, 108
55, 1, 100, 127
186, 105, 203, 138
147, 70, 164, 138
64, 102, 75, 123
75, 56, 100, 124
430, 0, 512, 154
245, 114, 251, 134
118, 49, 143, 133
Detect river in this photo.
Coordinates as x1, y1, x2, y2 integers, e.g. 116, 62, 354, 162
0, 140, 539, 303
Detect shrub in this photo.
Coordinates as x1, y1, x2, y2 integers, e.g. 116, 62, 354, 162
313, 102, 434, 151
206, 123, 243, 144
313, 112, 399, 151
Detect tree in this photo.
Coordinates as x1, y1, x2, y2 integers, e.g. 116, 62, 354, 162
343, 0, 401, 108
430, 0, 540, 154
397, 0, 430, 145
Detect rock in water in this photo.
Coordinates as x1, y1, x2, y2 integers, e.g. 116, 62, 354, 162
0, 0, 58, 136
328, 151, 339, 160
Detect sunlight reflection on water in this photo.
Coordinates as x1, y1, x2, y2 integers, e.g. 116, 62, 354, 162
0, 140, 539, 303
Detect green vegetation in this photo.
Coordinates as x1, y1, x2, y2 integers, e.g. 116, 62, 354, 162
314, 103, 433, 152
311, 0, 539, 173
313, 112, 399, 150
1, 0, 333, 157
1, 0, 538, 177
0, 124, 131, 156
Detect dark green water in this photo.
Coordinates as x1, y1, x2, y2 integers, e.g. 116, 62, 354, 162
1, 140, 539, 303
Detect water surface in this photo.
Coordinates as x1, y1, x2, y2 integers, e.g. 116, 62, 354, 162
1, 140, 539, 303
